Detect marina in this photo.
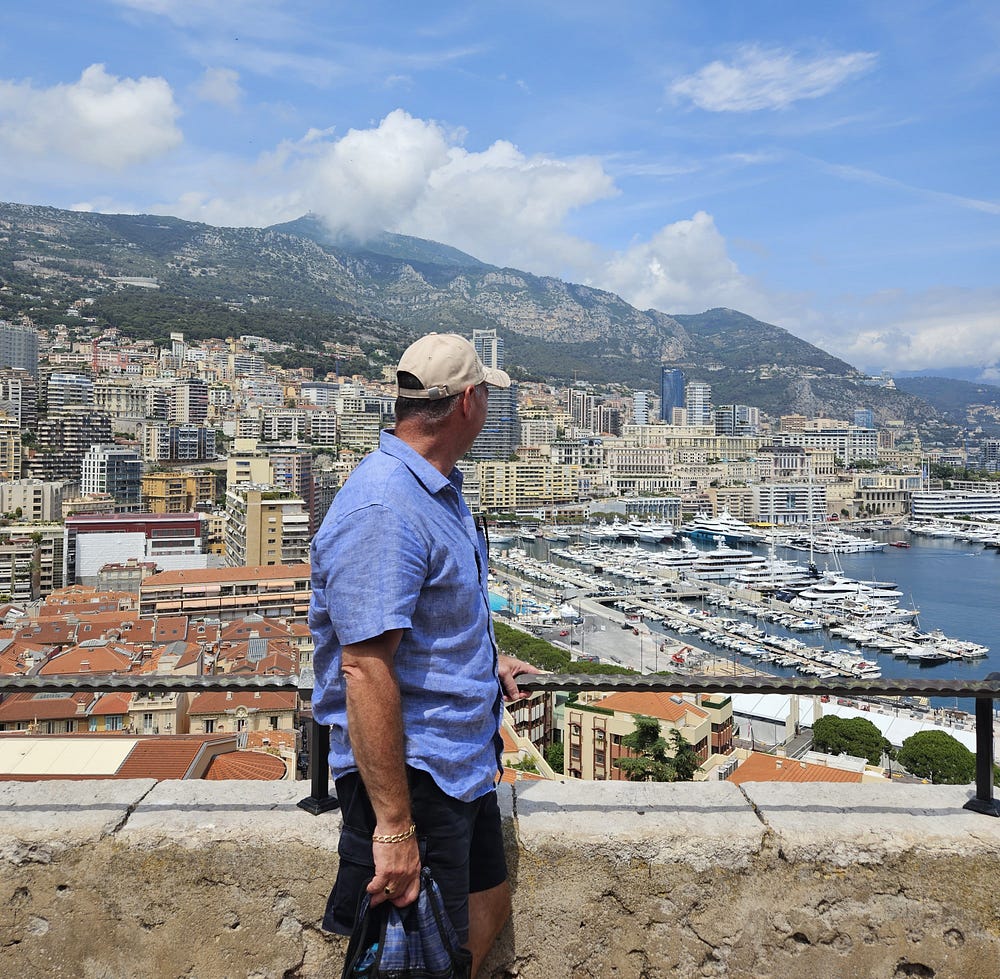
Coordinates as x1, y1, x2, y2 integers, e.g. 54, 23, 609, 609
489, 521, 1000, 709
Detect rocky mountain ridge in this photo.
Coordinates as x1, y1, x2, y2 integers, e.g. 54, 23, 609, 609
0, 202, 949, 430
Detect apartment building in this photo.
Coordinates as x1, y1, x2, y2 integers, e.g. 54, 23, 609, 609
0, 525, 65, 601
0, 368, 38, 428
141, 423, 217, 462
142, 471, 218, 514
139, 563, 312, 623
563, 691, 731, 781
0, 413, 22, 479
81, 444, 143, 511
0, 479, 67, 522
477, 461, 580, 511
32, 409, 113, 483
223, 485, 310, 568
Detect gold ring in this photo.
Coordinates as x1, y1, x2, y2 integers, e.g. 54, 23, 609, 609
384, 885, 394, 896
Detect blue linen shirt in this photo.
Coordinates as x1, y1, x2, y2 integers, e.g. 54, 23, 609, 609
309, 430, 503, 803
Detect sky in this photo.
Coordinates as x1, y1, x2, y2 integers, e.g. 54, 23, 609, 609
1, 1, 998, 377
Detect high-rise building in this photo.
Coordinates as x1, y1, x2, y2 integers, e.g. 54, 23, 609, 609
0, 413, 23, 479
470, 329, 519, 459
46, 373, 94, 411
81, 444, 143, 511
633, 391, 650, 425
684, 382, 713, 427
715, 404, 760, 437
32, 409, 113, 483
0, 369, 38, 429
171, 378, 209, 425
0, 322, 39, 377
660, 368, 685, 422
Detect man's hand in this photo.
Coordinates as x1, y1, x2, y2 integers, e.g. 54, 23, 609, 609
366, 835, 421, 908
498, 654, 541, 701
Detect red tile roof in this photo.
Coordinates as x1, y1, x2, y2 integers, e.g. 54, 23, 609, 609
727, 752, 864, 785
37, 643, 134, 676
592, 691, 708, 723
143, 563, 310, 586
0, 692, 93, 722
187, 691, 297, 714
204, 750, 287, 780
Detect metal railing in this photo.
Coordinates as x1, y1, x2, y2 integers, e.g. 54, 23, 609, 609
3, 671, 1000, 818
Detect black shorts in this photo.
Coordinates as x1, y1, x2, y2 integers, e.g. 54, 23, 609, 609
322, 766, 508, 944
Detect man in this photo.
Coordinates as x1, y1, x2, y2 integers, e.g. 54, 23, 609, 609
310, 332, 538, 976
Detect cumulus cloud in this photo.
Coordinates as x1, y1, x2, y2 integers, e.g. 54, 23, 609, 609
0, 64, 181, 169
194, 67, 243, 107
671, 45, 877, 112
597, 211, 765, 313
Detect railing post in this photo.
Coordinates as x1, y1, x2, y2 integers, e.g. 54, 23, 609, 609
297, 716, 339, 815
963, 674, 1000, 818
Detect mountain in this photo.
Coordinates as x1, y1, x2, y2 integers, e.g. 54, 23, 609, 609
0, 202, 950, 429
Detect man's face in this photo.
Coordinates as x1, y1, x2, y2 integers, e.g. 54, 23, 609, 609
472, 382, 490, 435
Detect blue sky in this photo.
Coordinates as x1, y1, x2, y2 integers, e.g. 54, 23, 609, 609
1, 1, 998, 376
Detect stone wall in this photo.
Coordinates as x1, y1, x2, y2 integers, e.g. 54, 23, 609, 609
2, 778, 999, 978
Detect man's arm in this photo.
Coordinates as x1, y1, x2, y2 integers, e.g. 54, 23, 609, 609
341, 629, 421, 908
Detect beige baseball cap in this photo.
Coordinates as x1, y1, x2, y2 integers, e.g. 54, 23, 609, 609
396, 333, 511, 400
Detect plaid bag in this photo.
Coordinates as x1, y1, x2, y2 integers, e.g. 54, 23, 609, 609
341, 868, 473, 978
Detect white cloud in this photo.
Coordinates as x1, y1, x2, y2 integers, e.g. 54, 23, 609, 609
596, 211, 768, 314
671, 45, 877, 112
834, 292, 1000, 373
194, 67, 243, 107
0, 64, 181, 169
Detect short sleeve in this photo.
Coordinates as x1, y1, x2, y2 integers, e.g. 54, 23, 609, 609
321, 503, 427, 646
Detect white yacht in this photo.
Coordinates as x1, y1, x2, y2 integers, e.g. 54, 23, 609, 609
679, 511, 764, 546
685, 538, 767, 581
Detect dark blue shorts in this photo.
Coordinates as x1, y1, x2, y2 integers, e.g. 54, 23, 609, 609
322, 766, 508, 944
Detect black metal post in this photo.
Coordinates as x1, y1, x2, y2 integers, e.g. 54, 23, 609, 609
963, 681, 1000, 817
297, 717, 339, 815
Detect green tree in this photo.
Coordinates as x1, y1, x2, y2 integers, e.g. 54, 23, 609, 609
897, 731, 976, 785
812, 715, 891, 766
616, 715, 700, 782
544, 741, 564, 774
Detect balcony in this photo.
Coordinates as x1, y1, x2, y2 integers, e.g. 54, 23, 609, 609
3, 777, 1000, 976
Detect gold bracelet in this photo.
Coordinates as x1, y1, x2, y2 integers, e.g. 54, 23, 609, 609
372, 823, 416, 844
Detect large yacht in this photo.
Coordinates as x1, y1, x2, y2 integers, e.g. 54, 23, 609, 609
679, 511, 765, 547
685, 537, 767, 581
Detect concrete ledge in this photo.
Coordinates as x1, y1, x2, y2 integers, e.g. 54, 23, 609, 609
1, 779, 999, 978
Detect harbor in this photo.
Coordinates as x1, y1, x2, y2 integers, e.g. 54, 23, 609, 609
489, 519, 1000, 707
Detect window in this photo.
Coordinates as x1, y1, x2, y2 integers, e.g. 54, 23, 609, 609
106, 715, 123, 731
236, 718, 247, 732
89, 717, 98, 732
142, 712, 154, 733
204, 719, 215, 733
269, 716, 279, 730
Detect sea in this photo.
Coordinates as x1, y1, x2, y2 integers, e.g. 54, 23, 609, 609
501, 528, 1000, 711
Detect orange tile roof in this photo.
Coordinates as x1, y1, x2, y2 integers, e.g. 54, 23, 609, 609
592, 691, 708, 723
727, 752, 864, 785
220, 619, 293, 641
0, 692, 93, 722
90, 692, 133, 716
204, 750, 287, 780
498, 767, 546, 784
143, 563, 310, 586
187, 691, 297, 714
37, 643, 134, 676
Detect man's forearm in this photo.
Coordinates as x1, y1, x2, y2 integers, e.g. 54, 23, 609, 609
344, 656, 412, 831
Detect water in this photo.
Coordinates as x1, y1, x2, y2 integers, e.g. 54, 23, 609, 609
512, 529, 1000, 708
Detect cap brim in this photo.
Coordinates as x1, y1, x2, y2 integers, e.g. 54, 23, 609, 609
484, 367, 511, 389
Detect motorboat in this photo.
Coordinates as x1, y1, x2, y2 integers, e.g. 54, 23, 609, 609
679, 511, 765, 546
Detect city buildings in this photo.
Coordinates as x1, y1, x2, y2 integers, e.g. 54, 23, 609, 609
659, 367, 685, 422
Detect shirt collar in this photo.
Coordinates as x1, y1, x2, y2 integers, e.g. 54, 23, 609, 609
379, 429, 462, 495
